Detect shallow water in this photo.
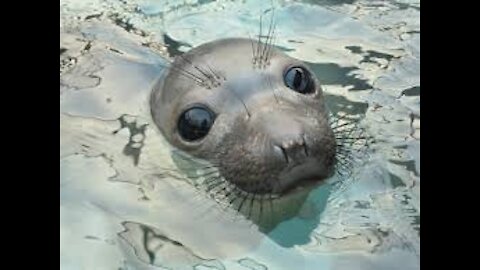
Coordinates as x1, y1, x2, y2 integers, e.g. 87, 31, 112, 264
60, 0, 420, 269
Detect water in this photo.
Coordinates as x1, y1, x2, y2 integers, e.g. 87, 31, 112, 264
60, 0, 420, 269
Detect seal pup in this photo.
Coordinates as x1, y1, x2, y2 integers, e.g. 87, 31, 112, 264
149, 31, 351, 231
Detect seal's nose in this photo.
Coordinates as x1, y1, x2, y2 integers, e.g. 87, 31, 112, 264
273, 137, 308, 164
253, 111, 310, 164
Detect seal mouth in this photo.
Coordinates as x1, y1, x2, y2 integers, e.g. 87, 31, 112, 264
279, 176, 323, 196
231, 175, 324, 198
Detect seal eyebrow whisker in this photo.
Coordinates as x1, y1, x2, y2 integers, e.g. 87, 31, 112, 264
261, 19, 272, 66
256, 13, 263, 68
155, 59, 210, 86
264, 29, 274, 66
261, 8, 276, 67
248, 32, 257, 65
177, 55, 221, 87
265, 25, 277, 65
162, 62, 206, 86
205, 63, 225, 81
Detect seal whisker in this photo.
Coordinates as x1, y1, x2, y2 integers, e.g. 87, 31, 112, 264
211, 182, 230, 200
331, 122, 357, 130
205, 63, 224, 81
265, 25, 276, 66
157, 60, 210, 87
247, 192, 255, 221
268, 33, 277, 65
335, 157, 353, 168
248, 32, 257, 65
336, 136, 367, 140
269, 192, 275, 225
256, 14, 263, 68
262, 8, 276, 66
302, 135, 309, 157
266, 74, 279, 103
177, 55, 219, 87
221, 183, 237, 204
279, 145, 289, 164
258, 193, 264, 224
167, 64, 206, 86
329, 112, 355, 122
204, 178, 225, 193
202, 174, 222, 186
189, 190, 223, 218
335, 152, 354, 159
226, 186, 242, 208
332, 128, 358, 135
188, 170, 220, 180
261, 10, 274, 67
164, 59, 209, 86
172, 150, 220, 166
236, 190, 249, 214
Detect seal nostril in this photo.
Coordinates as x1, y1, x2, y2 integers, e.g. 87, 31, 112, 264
302, 136, 309, 157
274, 145, 289, 164
280, 146, 289, 164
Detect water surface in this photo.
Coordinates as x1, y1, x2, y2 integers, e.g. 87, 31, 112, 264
60, 0, 420, 269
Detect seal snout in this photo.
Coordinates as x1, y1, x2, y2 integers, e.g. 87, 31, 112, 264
259, 111, 309, 165
273, 136, 309, 164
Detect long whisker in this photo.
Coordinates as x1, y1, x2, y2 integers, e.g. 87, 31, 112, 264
247, 192, 255, 220
164, 63, 206, 85
256, 14, 263, 67
261, 8, 276, 66
176, 55, 220, 88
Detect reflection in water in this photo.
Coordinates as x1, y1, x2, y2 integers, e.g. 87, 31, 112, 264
268, 184, 331, 247
119, 222, 226, 269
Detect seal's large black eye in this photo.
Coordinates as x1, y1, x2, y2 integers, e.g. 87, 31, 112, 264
284, 66, 315, 94
178, 106, 215, 141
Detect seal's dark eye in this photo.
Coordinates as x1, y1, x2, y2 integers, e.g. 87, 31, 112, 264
178, 106, 215, 141
284, 67, 314, 94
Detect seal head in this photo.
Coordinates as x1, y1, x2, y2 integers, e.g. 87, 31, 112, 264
151, 38, 336, 224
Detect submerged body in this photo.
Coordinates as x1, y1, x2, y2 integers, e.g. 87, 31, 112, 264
150, 38, 337, 229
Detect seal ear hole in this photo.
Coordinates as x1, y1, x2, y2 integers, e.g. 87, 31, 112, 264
177, 105, 216, 141
283, 66, 315, 95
